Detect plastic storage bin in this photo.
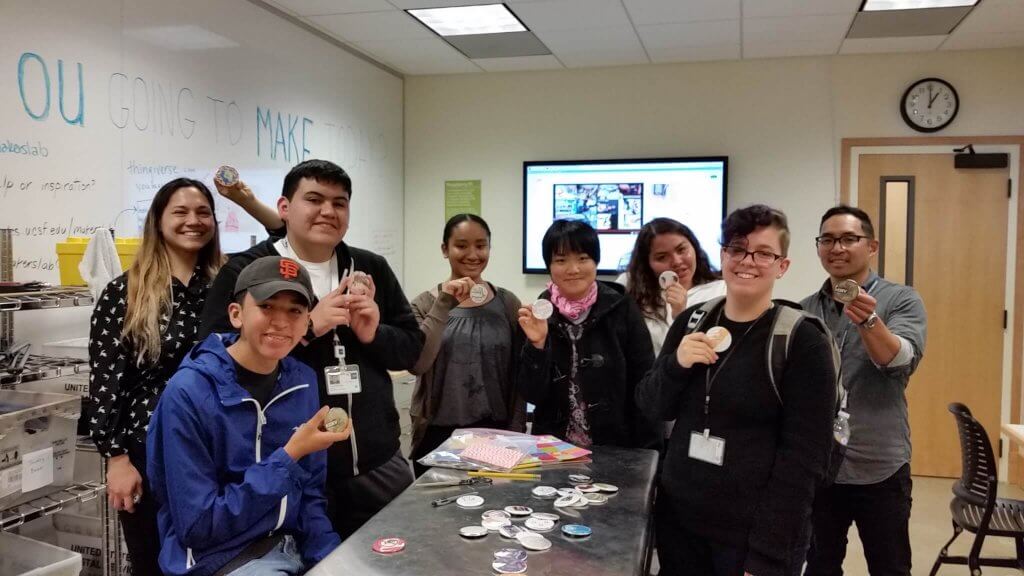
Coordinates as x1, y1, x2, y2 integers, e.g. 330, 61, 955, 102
0, 390, 81, 509
54, 501, 131, 576
0, 530, 82, 575
55, 237, 140, 286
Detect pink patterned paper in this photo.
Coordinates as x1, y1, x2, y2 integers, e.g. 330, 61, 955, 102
460, 440, 526, 470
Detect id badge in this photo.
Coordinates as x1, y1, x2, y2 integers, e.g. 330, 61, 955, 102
325, 364, 361, 395
688, 430, 725, 466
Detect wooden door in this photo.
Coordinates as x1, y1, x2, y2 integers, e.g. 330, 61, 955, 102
858, 154, 1009, 478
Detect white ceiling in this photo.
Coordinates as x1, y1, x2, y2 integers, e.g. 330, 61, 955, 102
264, 0, 1024, 75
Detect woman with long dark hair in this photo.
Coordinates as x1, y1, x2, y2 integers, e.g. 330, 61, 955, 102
618, 217, 724, 355
89, 178, 224, 574
408, 214, 526, 474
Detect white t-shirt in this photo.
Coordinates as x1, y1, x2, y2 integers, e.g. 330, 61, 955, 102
614, 272, 726, 356
275, 238, 338, 299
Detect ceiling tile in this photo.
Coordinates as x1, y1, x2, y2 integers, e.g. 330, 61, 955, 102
269, 0, 394, 16
942, 30, 1024, 50
952, 0, 1024, 35
472, 54, 564, 71
445, 31, 551, 58
311, 10, 435, 41
639, 19, 740, 45
744, 13, 854, 43
533, 26, 648, 67
511, 0, 632, 31
389, 0, 511, 7
744, 37, 842, 58
353, 37, 482, 73
622, 0, 740, 25
648, 42, 741, 63
846, 7, 973, 38
840, 34, 946, 53
744, 0, 861, 19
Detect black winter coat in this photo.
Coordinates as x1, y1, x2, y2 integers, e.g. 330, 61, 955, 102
518, 281, 661, 450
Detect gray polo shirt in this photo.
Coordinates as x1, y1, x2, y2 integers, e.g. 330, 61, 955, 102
801, 271, 927, 485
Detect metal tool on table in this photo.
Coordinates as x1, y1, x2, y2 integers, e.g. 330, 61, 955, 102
431, 491, 481, 507
418, 476, 493, 489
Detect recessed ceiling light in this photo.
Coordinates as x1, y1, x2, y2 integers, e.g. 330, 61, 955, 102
862, 0, 978, 11
407, 4, 526, 37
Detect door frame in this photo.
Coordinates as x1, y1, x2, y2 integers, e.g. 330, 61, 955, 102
841, 136, 1024, 483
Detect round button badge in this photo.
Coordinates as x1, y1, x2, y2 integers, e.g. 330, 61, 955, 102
492, 559, 528, 574
659, 270, 679, 289
593, 482, 619, 493
706, 326, 732, 353
530, 512, 561, 522
562, 524, 592, 538
518, 533, 552, 551
372, 537, 406, 554
456, 494, 484, 508
494, 548, 528, 563
532, 485, 558, 498
833, 279, 860, 304
482, 517, 512, 531
459, 525, 488, 539
525, 517, 555, 532
567, 474, 591, 484
322, 407, 349, 433
532, 298, 554, 320
482, 509, 511, 521
469, 283, 488, 304
583, 493, 608, 505
499, 524, 528, 539
214, 165, 239, 187
504, 505, 533, 517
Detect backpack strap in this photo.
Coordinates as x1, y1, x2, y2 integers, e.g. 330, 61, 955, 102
766, 303, 844, 412
685, 296, 725, 334
767, 305, 804, 405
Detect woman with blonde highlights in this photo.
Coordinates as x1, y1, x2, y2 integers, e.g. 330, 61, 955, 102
88, 177, 223, 575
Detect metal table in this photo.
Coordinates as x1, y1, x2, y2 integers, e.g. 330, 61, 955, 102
308, 446, 658, 576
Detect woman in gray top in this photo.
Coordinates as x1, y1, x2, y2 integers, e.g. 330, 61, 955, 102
408, 214, 527, 475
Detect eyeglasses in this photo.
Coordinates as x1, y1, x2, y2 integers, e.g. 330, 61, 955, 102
721, 245, 783, 266
815, 235, 870, 250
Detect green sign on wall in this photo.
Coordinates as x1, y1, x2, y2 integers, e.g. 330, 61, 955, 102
444, 180, 481, 219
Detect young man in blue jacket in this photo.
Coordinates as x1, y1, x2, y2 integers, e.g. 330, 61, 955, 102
148, 256, 350, 576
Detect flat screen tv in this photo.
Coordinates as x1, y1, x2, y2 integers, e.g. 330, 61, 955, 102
522, 156, 728, 275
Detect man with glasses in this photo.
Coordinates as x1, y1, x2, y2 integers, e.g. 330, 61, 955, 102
801, 205, 927, 576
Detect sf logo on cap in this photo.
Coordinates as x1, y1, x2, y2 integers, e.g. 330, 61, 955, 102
279, 259, 300, 280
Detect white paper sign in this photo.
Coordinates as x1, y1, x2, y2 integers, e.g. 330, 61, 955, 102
22, 447, 54, 492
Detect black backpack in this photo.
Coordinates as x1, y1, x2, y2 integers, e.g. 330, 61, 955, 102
685, 296, 847, 485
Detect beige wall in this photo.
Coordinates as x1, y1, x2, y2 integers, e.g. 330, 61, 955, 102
403, 48, 1024, 303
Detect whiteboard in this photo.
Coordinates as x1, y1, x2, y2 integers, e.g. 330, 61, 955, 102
0, 0, 404, 347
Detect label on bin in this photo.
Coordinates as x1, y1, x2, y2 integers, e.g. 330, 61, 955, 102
22, 446, 54, 492
0, 465, 20, 499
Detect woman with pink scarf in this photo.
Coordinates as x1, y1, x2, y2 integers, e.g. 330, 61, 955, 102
517, 220, 661, 449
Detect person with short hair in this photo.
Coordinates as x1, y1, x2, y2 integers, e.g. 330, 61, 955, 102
802, 205, 926, 576
200, 159, 422, 538
148, 256, 347, 576
517, 219, 660, 450
637, 205, 836, 576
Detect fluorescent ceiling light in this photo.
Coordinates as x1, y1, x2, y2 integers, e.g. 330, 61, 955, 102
407, 4, 526, 37
862, 0, 978, 11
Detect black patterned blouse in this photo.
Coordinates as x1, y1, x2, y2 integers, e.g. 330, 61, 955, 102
87, 268, 209, 458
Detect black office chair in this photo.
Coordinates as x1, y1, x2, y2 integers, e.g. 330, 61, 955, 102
930, 403, 1024, 575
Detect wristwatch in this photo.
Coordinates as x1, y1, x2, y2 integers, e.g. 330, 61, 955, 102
859, 312, 879, 329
